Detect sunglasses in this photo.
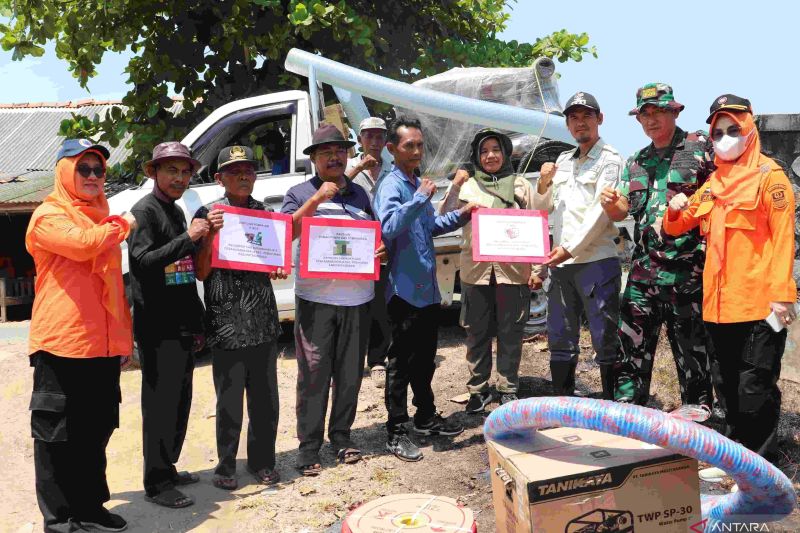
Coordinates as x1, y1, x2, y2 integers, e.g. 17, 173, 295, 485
76, 164, 105, 178
711, 125, 742, 142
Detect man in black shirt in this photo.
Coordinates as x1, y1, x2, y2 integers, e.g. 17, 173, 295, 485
193, 146, 287, 491
128, 142, 207, 508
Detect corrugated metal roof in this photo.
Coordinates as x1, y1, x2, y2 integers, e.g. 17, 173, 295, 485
0, 170, 54, 204
0, 104, 133, 175
0, 99, 185, 207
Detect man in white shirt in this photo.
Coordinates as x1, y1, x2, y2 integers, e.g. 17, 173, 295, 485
533, 92, 623, 399
346, 117, 394, 201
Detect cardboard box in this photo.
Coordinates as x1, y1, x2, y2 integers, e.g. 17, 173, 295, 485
488, 427, 701, 532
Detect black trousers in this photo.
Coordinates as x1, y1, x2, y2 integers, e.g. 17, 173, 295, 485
294, 297, 369, 465
366, 265, 391, 368
30, 352, 121, 533
212, 342, 279, 476
139, 337, 194, 496
705, 320, 786, 460
385, 296, 439, 433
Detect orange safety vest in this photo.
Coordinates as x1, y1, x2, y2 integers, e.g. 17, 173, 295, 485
663, 160, 796, 323
25, 154, 132, 358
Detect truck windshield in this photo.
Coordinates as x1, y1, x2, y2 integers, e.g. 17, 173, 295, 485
191, 102, 296, 183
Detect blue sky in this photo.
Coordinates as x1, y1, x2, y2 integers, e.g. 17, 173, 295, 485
0, 1, 796, 157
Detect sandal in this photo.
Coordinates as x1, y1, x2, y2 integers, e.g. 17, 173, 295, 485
145, 488, 194, 508
336, 447, 362, 465
248, 467, 280, 485
297, 463, 322, 477
174, 471, 200, 486
212, 474, 238, 491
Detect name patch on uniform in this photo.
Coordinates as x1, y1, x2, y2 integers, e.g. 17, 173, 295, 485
768, 184, 787, 210
700, 191, 715, 203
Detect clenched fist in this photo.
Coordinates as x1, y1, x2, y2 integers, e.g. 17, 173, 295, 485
452, 169, 470, 188
313, 181, 340, 203
188, 218, 210, 242
360, 154, 379, 170
669, 193, 689, 212
416, 178, 436, 198
539, 162, 557, 187
600, 186, 619, 208
206, 208, 225, 233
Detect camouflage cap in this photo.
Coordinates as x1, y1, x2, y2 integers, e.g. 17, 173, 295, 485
629, 83, 685, 116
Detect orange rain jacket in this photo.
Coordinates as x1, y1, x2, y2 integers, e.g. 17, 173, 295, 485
25, 154, 133, 358
663, 151, 796, 324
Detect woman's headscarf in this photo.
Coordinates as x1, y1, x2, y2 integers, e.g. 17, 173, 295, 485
705, 111, 768, 275
26, 150, 126, 320
469, 129, 516, 207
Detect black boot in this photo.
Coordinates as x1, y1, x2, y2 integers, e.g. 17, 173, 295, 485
550, 360, 576, 396
599, 364, 615, 401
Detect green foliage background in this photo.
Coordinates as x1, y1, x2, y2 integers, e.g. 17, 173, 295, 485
0, 0, 596, 181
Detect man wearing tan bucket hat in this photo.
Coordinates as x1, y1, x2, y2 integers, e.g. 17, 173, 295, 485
128, 142, 207, 509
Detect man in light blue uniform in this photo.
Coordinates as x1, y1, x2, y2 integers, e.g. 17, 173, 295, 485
373, 117, 478, 462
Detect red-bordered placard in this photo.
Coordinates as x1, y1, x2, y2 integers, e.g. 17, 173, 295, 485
472, 208, 550, 263
300, 217, 381, 281
211, 204, 292, 273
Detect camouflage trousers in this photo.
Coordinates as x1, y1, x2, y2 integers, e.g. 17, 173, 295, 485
615, 279, 712, 407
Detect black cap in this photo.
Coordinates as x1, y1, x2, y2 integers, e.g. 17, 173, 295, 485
217, 145, 257, 171
563, 91, 600, 115
706, 94, 753, 124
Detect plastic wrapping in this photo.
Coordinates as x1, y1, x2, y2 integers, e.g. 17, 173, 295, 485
483, 397, 797, 529
396, 65, 564, 179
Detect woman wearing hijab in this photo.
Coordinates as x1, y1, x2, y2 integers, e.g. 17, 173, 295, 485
26, 139, 136, 532
664, 95, 796, 463
440, 129, 539, 413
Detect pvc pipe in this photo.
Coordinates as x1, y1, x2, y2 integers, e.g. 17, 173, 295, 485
484, 397, 796, 529
308, 65, 319, 131
284, 48, 572, 144
332, 85, 393, 164
332, 85, 370, 129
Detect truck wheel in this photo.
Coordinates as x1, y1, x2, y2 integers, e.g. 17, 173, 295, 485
524, 288, 547, 335
517, 140, 576, 174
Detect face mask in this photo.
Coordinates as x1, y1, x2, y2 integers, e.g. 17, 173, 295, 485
713, 130, 752, 161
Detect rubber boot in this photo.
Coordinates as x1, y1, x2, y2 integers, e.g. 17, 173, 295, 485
599, 364, 615, 401
550, 360, 576, 396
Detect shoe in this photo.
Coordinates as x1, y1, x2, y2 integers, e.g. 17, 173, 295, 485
465, 390, 493, 413
614, 375, 636, 403
76, 508, 128, 532
499, 393, 518, 405
698, 467, 727, 482
370, 364, 386, 388
549, 361, 576, 395
386, 432, 423, 461
413, 413, 464, 437
599, 364, 615, 401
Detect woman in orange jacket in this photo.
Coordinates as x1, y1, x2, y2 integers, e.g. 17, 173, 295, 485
663, 95, 796, 463
26, 139, 136, 533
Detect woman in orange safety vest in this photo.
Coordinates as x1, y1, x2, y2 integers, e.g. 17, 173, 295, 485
25, 139, 136, 532
663, 95, 796, 463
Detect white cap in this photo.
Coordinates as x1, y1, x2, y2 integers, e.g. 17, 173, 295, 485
358, 117, 387, 134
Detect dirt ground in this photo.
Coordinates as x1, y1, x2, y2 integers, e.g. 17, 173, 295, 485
2, 314, 799, 533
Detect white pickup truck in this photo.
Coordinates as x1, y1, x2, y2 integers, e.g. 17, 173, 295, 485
107, 52, 634, 333
107, 89, 486, 324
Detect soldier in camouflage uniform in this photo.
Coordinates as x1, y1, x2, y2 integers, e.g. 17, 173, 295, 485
600, 83, 714, 409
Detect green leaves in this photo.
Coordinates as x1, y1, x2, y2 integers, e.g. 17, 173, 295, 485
2, 0, 595, 183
